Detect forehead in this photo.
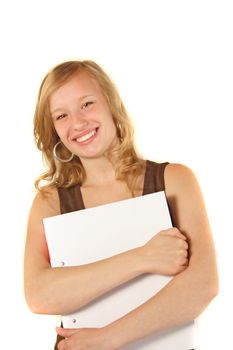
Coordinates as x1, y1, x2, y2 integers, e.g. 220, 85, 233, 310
49, 71, 103, 108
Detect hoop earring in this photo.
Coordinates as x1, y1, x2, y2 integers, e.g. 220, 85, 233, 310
53, 141, 74, 163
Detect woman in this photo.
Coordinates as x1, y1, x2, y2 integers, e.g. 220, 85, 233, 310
24, 60, 218, 350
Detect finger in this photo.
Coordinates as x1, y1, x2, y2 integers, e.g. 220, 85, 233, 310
56, 327, 78, 337
163, 228, 187, 240
177, 260, 189, 272
181, 258, 189, 266
180, 240, 189, 250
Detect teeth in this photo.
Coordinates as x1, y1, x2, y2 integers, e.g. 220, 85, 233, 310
76, 130, 96, 143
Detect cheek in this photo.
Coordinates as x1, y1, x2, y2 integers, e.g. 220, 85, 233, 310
110, 119, 117, 135
104, 112, 115, 128
54, 123, 66, 139
54, 127, 62, 139
106, 122, 118, 143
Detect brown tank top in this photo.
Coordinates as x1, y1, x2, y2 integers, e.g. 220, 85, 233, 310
57, 160, 169, 214
54, 160, 169, 349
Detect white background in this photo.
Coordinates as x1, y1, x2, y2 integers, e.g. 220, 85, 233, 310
0, 0, 232, 349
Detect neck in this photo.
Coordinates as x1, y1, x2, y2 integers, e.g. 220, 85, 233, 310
80, 156, 118, 187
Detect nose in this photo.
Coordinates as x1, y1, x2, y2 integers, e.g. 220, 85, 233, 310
70, 111, 88, 130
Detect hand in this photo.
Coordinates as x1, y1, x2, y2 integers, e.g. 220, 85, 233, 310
140, 228, 189, 276
56, 327, 116, 350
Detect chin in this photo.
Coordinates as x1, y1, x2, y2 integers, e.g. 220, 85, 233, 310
78, 152, 104, 161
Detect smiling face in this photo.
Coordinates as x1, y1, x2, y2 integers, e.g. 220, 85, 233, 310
49, 70, 119, 161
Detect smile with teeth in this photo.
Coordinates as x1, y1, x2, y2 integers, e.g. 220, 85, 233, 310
76, 129, 97, 143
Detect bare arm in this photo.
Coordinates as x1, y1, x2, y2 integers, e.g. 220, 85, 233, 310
101, 164, 219, 349
24, 186, 188, 315
24, 189, 142, 315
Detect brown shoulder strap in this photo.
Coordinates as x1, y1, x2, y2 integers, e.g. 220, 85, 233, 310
58, 185, 85, 214
143, 160, 169, 195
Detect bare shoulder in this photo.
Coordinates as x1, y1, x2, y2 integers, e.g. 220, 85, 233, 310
164, 163, 201, 198
30, 186, 60, 219
26, 186, 60, 262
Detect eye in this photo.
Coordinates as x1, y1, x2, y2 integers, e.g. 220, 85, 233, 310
55, 113, 67, 121
81, 101, 94, 110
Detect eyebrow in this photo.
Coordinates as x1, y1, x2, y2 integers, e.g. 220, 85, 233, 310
79, 94, 96, 101
50, 94, 96, 115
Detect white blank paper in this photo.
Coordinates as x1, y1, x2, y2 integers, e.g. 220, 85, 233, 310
44, 191, 197, 350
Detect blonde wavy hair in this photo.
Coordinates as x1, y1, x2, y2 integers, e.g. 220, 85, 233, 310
34, 60, 145, 193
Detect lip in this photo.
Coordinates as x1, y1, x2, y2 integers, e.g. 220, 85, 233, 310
72, 127, 99, 145
71, 128, 97, 140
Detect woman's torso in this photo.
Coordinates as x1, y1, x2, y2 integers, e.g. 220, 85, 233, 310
54, 160, 169, 350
